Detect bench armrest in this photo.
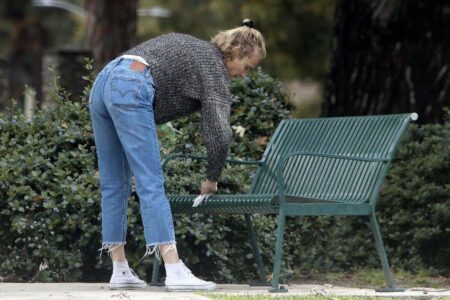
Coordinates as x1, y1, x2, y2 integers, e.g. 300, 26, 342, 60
162, 153, 263, 172
275, 151, 389, 206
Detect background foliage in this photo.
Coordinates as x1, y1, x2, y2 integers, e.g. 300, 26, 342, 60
0, 66, 448, 283
138, 0, 335, 81
0, 0, 335, 111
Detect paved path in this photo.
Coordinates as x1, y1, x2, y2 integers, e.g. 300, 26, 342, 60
0, 283, 449, 299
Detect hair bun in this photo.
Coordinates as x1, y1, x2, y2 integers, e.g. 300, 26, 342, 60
241, 19, 254, 28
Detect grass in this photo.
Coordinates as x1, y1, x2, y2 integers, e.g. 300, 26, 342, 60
206, 296, 349, 300
199, 268, 450, 300
290, 268, 449, 289
204, 296, 449, 300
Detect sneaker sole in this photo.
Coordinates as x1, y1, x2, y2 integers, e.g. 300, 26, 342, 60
166, 283, 216, 292
109, 282, 147, 290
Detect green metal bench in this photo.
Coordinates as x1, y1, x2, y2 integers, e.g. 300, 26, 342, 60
151, 113, 417, 292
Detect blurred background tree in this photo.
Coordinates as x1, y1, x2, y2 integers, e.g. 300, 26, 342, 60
0, 0, 335, 116
86, 0, 137, 71
0, 0, 448, 122
0, 0, 81, 109
325, 0, 450, 123
137, 0, 335, 117
137, 0, 334, 81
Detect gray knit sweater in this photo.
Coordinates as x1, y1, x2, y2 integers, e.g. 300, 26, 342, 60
125, 33, 233, 181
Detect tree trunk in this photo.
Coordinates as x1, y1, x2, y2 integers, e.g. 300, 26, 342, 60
325, 0, 450, 123
86, 0, 137, 71
6, 0, 47, 109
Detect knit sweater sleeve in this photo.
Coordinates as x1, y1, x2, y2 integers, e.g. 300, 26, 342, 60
201, 97, 233, 181
197, 52, 233, 182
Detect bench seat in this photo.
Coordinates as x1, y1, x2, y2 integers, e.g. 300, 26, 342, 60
168, 194, 372, 215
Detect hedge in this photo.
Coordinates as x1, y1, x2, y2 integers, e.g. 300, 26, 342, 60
0, 62, 448, 283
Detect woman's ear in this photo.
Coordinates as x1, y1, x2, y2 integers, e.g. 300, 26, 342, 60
231, 46, 241, 60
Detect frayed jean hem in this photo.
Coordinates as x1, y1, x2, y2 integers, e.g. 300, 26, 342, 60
98, 242, 127, 259
140, 241, 177, 263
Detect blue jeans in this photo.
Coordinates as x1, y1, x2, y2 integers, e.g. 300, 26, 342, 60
89, 57, 176, 253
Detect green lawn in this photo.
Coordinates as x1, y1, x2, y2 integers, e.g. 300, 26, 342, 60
200, 268, 450, 300
290, 268, 449, 289
205, 296, 428, 300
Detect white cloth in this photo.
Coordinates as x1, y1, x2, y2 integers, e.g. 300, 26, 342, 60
192, 194, 211, 207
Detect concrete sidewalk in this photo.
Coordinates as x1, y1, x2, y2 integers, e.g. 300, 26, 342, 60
0, 283, 449, 299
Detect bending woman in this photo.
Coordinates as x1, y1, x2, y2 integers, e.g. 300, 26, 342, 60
89, 20, 265, 291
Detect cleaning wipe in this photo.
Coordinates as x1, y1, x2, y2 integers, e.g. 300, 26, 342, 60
192, 194, 211, 207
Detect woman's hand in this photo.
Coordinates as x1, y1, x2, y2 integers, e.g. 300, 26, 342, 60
200, 179, 218, 195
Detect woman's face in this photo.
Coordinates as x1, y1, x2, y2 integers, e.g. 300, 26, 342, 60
225, 48, 262, 78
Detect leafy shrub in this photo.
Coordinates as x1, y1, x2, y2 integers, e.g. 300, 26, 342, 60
379, 119, 450, 275
0, 66, 100, 282
0, 66, 291, 282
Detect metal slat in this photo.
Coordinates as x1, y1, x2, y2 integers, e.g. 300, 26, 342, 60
383, 117, 403, 158
283, 149, 299, 193
273, 123, 302, 195
354, 118, 371, 159
348, 161, 368, 203
336, 159, 352, 201
295, 122, 319, 197
325, 119, 344, 155
314, 120, 330, 153
315, 157, 334, 200
359, 163, 382, 202
303, 156, 323, 198
328, 157, 347, 201
285, 155, 302, 195
368, 119, 387, 159
379, 117, 399, 158
345, 159, 362, 202
335, 119, 354, 155
293, 155, 313, 196
250, 121, 286, 194
350, 118, 366, 155
321, 156, 339, 200
329, 159, 343, 200
358, 162, 376, 202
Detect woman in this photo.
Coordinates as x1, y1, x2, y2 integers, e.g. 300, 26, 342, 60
89, 20, 265, 291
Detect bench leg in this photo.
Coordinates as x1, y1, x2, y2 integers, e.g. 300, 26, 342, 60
244, 214, 269, 285
151, 257, 160, 286
370, 212, 404, 292
269, 213, 288, 293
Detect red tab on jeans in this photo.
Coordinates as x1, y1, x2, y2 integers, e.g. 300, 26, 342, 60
130, 61, 146, 73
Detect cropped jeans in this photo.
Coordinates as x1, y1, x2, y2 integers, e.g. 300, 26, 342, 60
88, 57, 175, 256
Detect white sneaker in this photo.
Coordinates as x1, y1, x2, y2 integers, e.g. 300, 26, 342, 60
109, 268, 147, 289
165, 260, 216, 291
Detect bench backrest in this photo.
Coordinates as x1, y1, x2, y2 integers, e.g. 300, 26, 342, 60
250, 114, 415, 204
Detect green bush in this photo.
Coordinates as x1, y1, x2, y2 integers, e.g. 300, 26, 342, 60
0, 66, 291, 282
379, 119, 450, 274
0, 66, 100, 282
0, 63, 448, 284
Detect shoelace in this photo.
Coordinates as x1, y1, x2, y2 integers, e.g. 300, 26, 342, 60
118, 268, 141, 280
181, 263, 196, 279
128, 268, 140, 279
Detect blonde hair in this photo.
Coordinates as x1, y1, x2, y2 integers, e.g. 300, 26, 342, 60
211, 26, 266, 60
